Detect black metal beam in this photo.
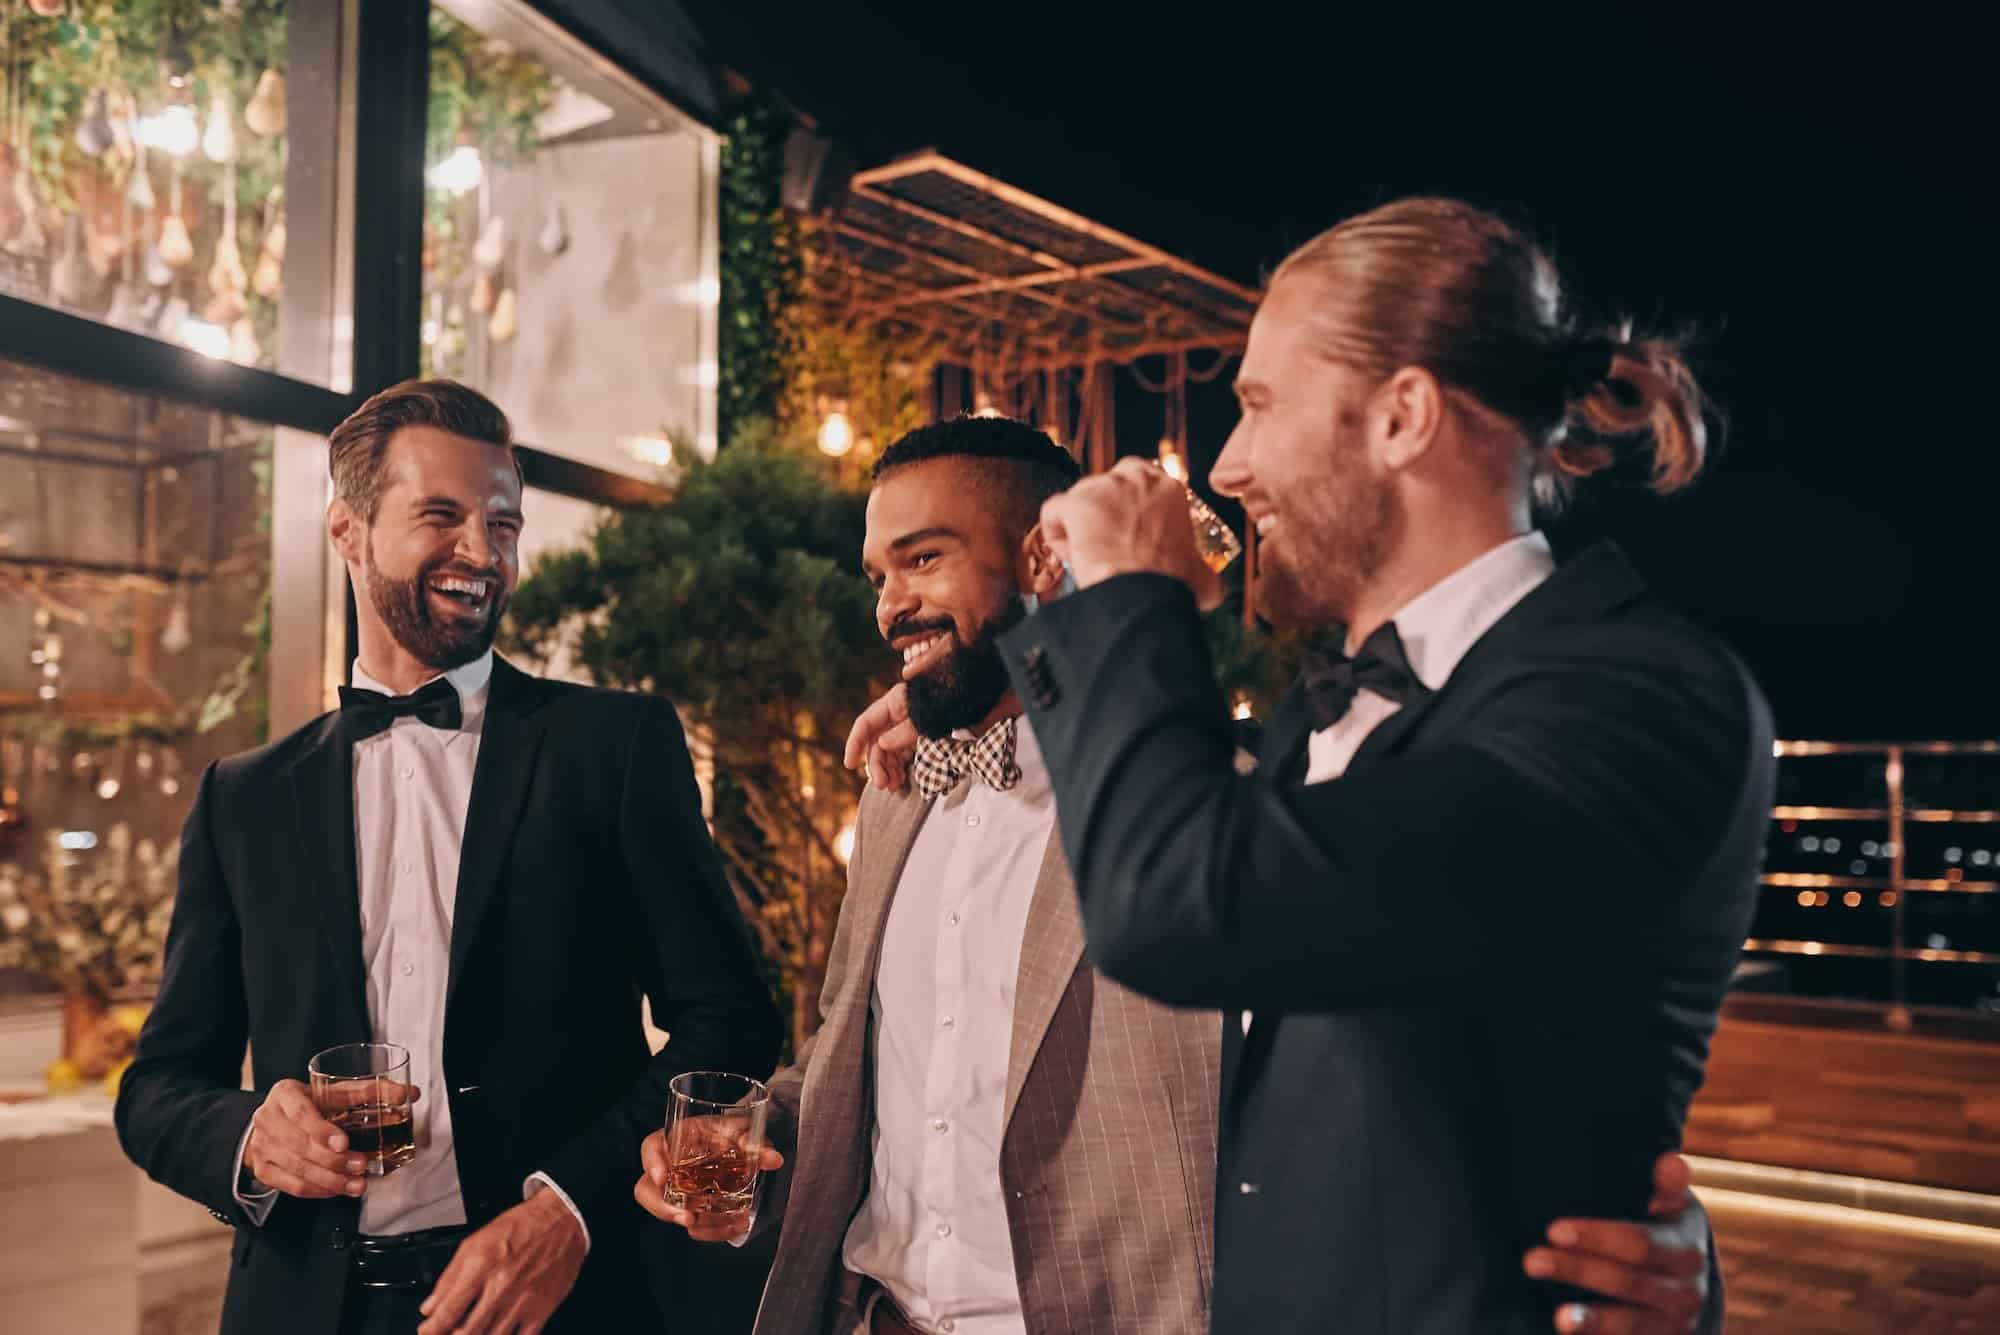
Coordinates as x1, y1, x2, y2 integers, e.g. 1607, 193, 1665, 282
0, 295, 360, 435
351, 0, 433, 398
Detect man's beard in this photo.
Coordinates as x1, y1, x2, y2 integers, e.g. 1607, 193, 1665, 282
362, 537, 508, 673
901, 597, 1027, 739
1254, 443, 1399, 630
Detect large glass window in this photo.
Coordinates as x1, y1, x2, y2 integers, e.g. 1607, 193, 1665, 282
0, 2, 348, 386
0, 356, 278, 1001
423, 0, 719, 519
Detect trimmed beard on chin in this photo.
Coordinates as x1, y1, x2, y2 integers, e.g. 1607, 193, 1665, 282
902, 598, 1026, 739
363, 555, 505, 672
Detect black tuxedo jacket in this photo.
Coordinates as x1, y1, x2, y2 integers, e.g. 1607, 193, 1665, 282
999, 543, 1772, 1333
115, 656, 781, 1334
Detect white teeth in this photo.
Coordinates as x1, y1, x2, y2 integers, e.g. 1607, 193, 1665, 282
434, 577, 487, 598
901, 635, 943, 665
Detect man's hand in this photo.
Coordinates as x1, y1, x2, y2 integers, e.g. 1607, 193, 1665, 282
635, 1124, 785, 1243
1523, 1152, 1711, 1334
243, 1078, 413, 1200
843, 682, 918, 792
1038, 458, 1224, 611
417, 1190, 586, 1335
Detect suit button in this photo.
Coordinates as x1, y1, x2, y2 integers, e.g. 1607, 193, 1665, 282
1238, 1180, 1261, 1196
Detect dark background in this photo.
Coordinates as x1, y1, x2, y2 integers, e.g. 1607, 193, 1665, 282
688, 1, 1996, 741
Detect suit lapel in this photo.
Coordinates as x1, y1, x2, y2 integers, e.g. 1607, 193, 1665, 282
848, 790, 934, 998
1262, 682, 1317, 785
1002, 825, 1087, 1133
286, 715, 371, 1036
446, 659, 545, 1012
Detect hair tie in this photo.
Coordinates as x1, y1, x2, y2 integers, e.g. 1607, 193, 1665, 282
1559, 335, 1617, 401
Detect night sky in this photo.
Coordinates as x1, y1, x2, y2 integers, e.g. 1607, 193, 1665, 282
691, 2, 1995, 740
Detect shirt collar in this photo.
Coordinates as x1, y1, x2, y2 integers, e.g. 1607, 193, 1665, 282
1381, 532, 1556, 691
349, 651, 494, 736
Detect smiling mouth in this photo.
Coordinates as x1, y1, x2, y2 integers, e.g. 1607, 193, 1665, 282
427, 574, 493, 615
894, 631, 952, 680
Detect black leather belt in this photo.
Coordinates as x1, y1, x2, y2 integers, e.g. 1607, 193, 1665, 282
347, 1224, 471, 1291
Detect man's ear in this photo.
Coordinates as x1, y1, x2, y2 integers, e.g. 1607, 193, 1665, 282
328, 497, 364, 567
1021, 521, 1065, 599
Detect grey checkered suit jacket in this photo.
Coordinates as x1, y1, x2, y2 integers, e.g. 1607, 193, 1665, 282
748, 781, 1222, 1335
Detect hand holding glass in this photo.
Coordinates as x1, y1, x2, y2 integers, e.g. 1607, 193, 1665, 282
661, 1071, 772, 1235
308, 1042, 418, 1176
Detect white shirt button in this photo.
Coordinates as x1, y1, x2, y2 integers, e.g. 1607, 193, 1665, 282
939, 1015, 955, 1030
1239, 1180, 1261, 1195
936, 1223, 952, 1238
940, 1322, 956, 1333
401, 962, 415, 977
400, 766, 414, 780
931, 1118, 949, 1134
965, 813, 980, 828
945, 911, 960, 926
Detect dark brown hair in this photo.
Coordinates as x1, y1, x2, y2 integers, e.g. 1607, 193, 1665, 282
1273, 197, 1714, 507
327, 378, 519, 520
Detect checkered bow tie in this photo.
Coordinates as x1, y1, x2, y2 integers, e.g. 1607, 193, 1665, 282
912, 717, 1022, 800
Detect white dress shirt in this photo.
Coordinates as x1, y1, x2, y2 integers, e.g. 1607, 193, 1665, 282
235, 652, 585, 1243
1239, 532, 1556, 1037
841, 718, 1056, 1335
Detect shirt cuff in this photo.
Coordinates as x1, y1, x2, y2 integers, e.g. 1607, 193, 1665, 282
232, 1122, 279, 1226
524, 1171, 591, 1254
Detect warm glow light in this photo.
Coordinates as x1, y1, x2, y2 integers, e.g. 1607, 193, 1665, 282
427, 144, 485, 194
97, 778, 121, 800
818, 410, 855, 457
138, 104, 199, 156
624, 435, 674, 469
1157, 437, 1188, 481
834, 822, 856, 866
1842, 891, 1862, 908
179, 318, 232, 359
1801, 941, 1824, 955
1796, 891, 1814, 907
1232, 696, 1254, 721
1879, 891, 1898, 907
972, 394, 1001, 419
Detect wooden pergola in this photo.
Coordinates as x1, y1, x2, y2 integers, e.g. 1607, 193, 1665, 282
815, 151, 1260, 474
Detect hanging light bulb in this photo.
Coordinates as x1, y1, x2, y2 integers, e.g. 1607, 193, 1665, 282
97, 744, 127, 801
125, 152, 157, 211
244, 70, 286, 138
834, 821, 857, 866
157, 212, 194, 267
157, 748, 183, 797
178, 318, 231, 359
139, 104, 199, 157
160, 588, 193, 653
427, 144, 485, 195
202, 90, 237, 163
1157, 437, 1188, 482
538, 203, 570, 256
229, 316, 261, 364
972, 393, 1001, 418
252, 209, 285, 298
74, 88, 116, 158
487, 288, 518, 343
818, 409, 855, 457
472, 216, 507, 271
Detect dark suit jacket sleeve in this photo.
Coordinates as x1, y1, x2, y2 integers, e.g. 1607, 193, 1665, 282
535, 700, 782, 1243
114, 761, 262, 1225
999, 574, 1758, 1013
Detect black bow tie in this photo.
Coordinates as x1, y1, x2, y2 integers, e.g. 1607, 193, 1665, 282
1301, 621, 1433, 730
337, 677, 463, 741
